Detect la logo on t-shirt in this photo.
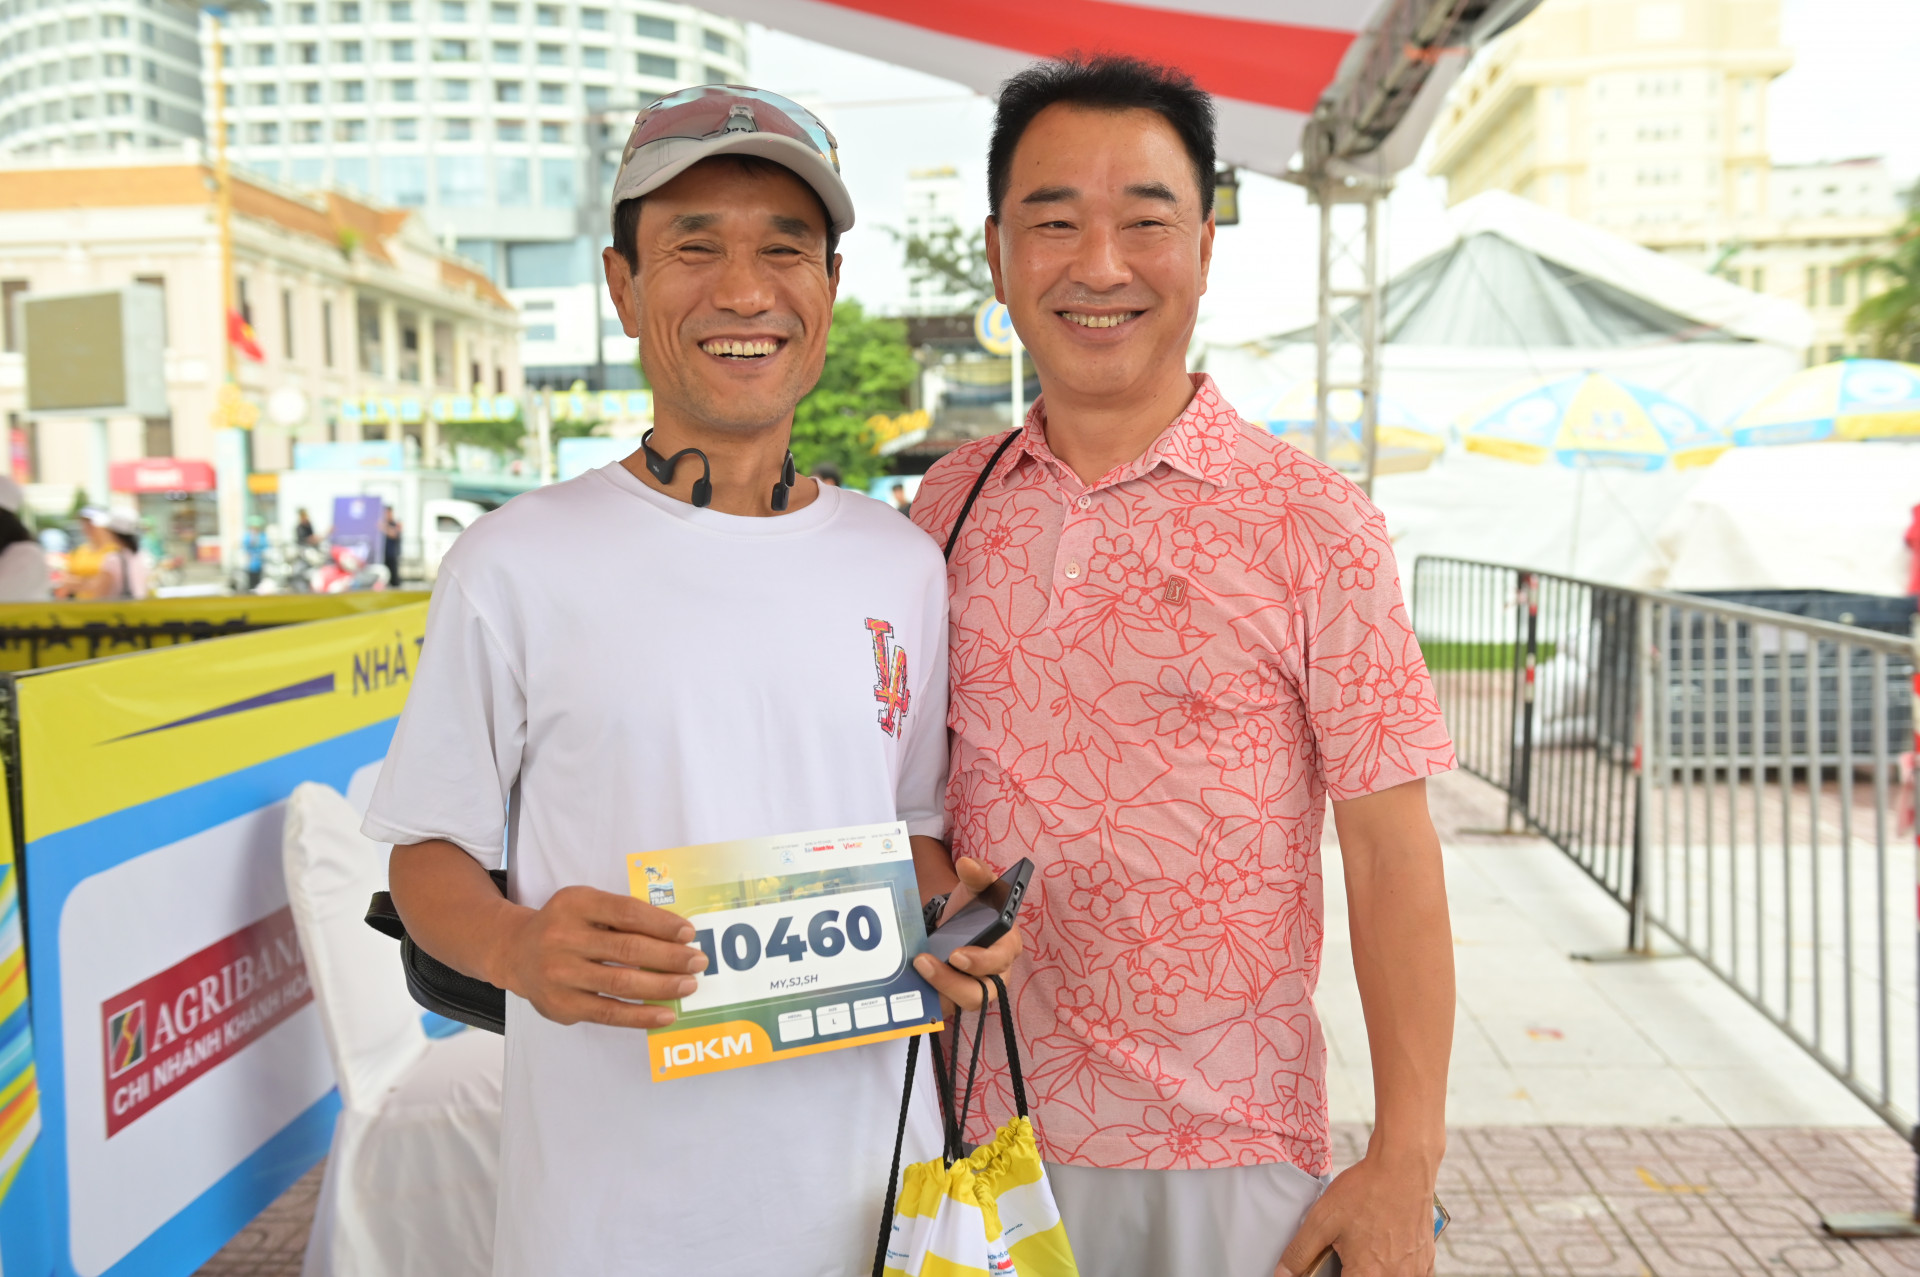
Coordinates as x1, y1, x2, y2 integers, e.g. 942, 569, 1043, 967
865, 618, 909, 737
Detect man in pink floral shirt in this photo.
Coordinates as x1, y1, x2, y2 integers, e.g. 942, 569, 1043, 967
911, 57, 1458, 1277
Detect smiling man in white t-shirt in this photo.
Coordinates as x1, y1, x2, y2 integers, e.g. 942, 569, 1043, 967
363, 86, 1019, 1276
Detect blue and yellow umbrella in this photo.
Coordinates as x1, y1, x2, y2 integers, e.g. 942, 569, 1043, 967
1264, 382, 1446, 474
1728, 358, 1920, 446
1461, 372, 1728, 471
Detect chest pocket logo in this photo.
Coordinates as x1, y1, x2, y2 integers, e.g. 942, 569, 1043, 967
865, 618, 911, 737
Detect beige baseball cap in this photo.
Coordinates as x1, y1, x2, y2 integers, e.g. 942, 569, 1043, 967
609, 85, 853, 239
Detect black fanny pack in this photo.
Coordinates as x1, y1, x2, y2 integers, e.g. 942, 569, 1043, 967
364, 870, 508, 1034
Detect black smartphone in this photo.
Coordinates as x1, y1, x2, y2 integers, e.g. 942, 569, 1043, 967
923, 858, 1033, 964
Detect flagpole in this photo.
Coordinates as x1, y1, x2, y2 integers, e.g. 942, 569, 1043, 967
212, 10, 235, 385
208, 7, 252, 586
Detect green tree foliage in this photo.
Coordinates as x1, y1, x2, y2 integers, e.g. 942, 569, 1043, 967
887, 223, 994, 310
1850, 212, 1920, 362
790, 300, 918, 489
438, 415, 528, 453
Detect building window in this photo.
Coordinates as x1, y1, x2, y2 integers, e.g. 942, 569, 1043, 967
540, 155, 572, 207
388, 0, 412, 17
494, 79, 521, 102
702, 29, 725, 54
491, 40, 519, 61
252, 42, 276, 66
635, 52, 674, 78
536, 42, 561, 64
635, 14, 673, 40
581, 45, 605, 69
537, 81, 563, 104
133, 274, 167, 342
440, 0, 466, 18
296, 81, 321, 103
142, 416, 173, 457
250, 121, 278, 143
1749, 267, 1765, 294
322, 298, 335, 367
295, 3, 318, 21
336, 118, 367, 141
387, 117, 417, 140
496, 154, 529, 205
434, 38, 468, 61
398, 311, 421, 382
584, 84, 606, 109
441, 78, 470, 100
442, 117, 471, 140
281, 288, 295, 358
338, 40, 363, 61
388, 39, 414, 61
1829, 267, 1847, 308
432, 320, 455, 388
336, 1, 362, 18
580, 6, 603, 28
539, 120, 562, 142
339, 79, 367, 102
1806, 265, 1818, 307
535, 4, 558, 24
237, 276, 254, 326
497, 119, 524, 141
390, 78, 416, 100
294, 119, 321, 143
254, 84, 277, 105
295, 41, 319, 63
358, 296, 382, 375
490, 2, 516, 19
702, 64, 726, 83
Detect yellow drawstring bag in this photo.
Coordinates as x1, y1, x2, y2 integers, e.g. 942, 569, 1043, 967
873, 974, 1079, 1277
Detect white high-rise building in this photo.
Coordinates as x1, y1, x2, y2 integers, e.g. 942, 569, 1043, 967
0, 0, 206, 153
210, 0, 744, 386
902, 164, 970, 317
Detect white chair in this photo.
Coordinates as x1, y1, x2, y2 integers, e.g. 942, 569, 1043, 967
283, 780, 502, 1277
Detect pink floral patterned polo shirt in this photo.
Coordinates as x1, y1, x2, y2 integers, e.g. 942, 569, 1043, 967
909, 374, 1455, 1175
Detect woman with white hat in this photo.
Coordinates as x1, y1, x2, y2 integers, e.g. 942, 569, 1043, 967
74, 507, 148, 601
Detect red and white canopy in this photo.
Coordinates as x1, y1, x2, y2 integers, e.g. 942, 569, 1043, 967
702, 0, 1390, 175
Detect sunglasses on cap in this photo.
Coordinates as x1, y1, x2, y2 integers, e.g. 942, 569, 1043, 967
622, 85, 840, 174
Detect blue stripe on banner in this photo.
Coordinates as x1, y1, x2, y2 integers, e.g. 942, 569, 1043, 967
23, 719, 396, 1277
106, 674, 338, 741
0, 1143, 55, 1277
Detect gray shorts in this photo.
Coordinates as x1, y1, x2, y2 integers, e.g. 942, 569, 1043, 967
1046, 1160, 1330, 1277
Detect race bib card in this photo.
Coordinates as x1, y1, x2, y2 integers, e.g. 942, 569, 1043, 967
627, 822, 942, 1082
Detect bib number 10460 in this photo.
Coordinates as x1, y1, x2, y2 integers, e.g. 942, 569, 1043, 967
676, 885, 905, 1013
696, 904, 884, 973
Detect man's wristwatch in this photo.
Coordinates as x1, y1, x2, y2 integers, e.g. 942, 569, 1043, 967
923, 893, 951, 934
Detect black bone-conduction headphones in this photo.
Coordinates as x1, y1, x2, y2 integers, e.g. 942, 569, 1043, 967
641, 429, 798, 511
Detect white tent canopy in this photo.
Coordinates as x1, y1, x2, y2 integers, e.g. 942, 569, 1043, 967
1648, 442, 1920, 597
1200, 190, 1816, 429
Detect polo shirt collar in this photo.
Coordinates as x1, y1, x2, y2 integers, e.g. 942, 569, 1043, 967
1012, 373, 1237, 490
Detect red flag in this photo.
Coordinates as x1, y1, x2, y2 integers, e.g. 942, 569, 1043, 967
227, 309, 265, 362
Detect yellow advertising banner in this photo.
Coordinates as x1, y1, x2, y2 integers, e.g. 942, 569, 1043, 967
0, 591, 427, 672
13, 599, 429, 1273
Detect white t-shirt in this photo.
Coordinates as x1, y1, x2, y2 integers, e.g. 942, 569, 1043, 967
363, 463, 950, 1277
0, 540, 49, 601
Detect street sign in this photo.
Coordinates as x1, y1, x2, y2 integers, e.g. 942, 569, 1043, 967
974, 299, 1015, 356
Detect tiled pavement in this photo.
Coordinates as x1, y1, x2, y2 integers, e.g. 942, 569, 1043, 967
199, 770, 1920, 1274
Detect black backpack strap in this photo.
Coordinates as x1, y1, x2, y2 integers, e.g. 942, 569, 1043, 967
942, 430, 1021, 562
873, 1032, 922, 1277
987, 974, 1028, 1119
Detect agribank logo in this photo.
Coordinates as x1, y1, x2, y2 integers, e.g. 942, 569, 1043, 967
100, 907, 312, 1137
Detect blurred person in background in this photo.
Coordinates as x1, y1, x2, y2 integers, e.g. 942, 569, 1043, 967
0, 477, 49, 602
911, 55, 1456, 1277
381, 506, 403, 586
56, 506, 110, 598
889, 480, 912, 516
295, 506, 316, 547
76, 510, 148, 600
242, 516, 269, 590
810, 461, 842, 487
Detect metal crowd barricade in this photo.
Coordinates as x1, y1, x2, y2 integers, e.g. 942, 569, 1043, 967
1414, 555, 1920, 1220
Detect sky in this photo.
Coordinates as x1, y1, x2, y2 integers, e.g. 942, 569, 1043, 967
737, 0, 1920, 336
